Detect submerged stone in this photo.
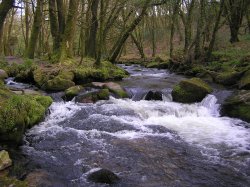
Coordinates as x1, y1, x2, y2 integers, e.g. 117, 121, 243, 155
144, 91, 163, 101
87, 169, 120, 184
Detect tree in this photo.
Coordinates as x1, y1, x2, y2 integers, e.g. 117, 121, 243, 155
26, 0, 43, 59
108, 0, 152, 63
0, 0, 14, 55
225, 0, 249, 43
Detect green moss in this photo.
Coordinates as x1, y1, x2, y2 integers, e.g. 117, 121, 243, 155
34, 95, 53, 109
74, 60, 128, 83
172, 78, 213, 103
215, 71, 242, 86
239, 70, 250, 89
0, 90, 53, 143
146, 61, 169, 69
64, 85, 83, 100
0, 174, 27, 187
45, 77, 75, 91
222, 91, 250, 122
96, 89, 110, 100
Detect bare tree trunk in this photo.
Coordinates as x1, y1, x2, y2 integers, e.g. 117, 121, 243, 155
0, 0, 14, 55
58, 0, 80, 62
170, 0, 180, 58
206, 0, 225, 59
86, 0, 100, 58
49, 0, 60, 51
131, 33, 145, 59
26, 0, 43, 59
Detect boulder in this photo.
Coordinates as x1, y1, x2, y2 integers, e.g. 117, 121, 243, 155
239, 70, 250, 90
172, 78, 213, 103
0, 88, 53, 144
75, 89, 110, 103
213, 71, 243, 86
25, 170, 53, 187
45, 76, 75, 91
0, 150, 12, 171
64, 85, 83, 101
144, 91, 163, 101
92, 82, 128, 98
87, 169, 120, 184
221, 90, 250, 122
0, 69, 8, 80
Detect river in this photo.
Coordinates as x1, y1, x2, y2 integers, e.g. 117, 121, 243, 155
14, 65, 250, 186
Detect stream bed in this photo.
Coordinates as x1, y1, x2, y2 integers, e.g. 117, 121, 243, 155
18, 65, 250, 187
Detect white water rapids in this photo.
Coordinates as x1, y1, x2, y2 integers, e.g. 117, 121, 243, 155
27, 94, 250, 161
21, 65, 250, 186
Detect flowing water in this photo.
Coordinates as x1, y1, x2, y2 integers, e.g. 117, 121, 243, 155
18, 65, 250, 187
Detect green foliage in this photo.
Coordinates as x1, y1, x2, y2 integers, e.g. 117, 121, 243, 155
0, 90, 52, 143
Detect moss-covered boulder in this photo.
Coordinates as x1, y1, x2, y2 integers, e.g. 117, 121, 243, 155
0, 150, 12, 171
45, 76, 75, 91
92, 82, 128, 98
75, 89, 110, 103
172, 78, 213, 103
64, 85, 83, 101
0, 88, 53, 144
213, 71, 243, 86
34, 66, 75, 91
74, 61, 128, 84
146, 61, 169, 69
221, 90, 250, 122
0, 69, 8, 80
239, 70, 250, 90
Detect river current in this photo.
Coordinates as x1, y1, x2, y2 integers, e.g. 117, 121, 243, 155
19, 65, 250, 187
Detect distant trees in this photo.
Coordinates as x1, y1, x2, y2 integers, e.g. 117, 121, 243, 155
0, 0, 249, 63
225, 0, 249, 43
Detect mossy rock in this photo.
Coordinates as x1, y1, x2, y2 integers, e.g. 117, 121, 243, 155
146, 61, 169, 69
0, 69, 8, 80
92, 82, 129, 98
45, 76, 75, 91
221, 90, 250, 122
172, 78, 213, 103
64, 85, 83, 101
75, 89, 110, 103
213, 71, 243, 86
239, 70, 250, 90
33, 66, 59, 88
0, 89, 53, 144
74, 61, 128, 84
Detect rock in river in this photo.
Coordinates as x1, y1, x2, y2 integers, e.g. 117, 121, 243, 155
144, 91, 163, 101
87, 169, 120, 184
221, 90, 250, 123
172, 78, 213, 103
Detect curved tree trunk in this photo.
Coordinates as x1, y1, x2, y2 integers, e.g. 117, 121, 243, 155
108, 0, 151, 63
